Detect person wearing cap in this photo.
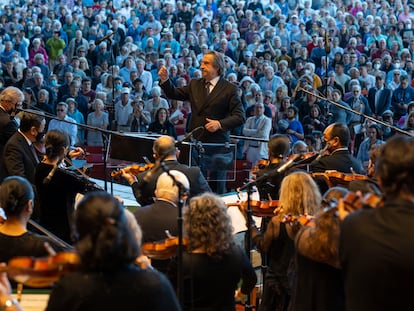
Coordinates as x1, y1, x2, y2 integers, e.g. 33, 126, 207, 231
391, 74, 414, 120
61, 81, 88, 120
66, 97, 85, 145
113, 87, 133, 131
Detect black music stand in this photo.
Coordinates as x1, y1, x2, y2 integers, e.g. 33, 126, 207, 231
106, 133, 159, 193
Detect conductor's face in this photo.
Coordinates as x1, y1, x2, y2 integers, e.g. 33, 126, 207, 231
200, 53, 219, 82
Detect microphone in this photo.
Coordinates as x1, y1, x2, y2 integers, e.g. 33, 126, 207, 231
95, 32, 114, 45
43, 164, 58, 185
315, 142, 330, 161
276, 154, 301, 174
175, 126, 204, 146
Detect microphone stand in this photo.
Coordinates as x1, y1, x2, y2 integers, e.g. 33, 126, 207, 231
237, 176, 255, 311
159, 161, 186, 306
301, 88, 414, 138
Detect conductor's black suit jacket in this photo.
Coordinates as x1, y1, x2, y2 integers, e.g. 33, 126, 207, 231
160, 77, 245, 143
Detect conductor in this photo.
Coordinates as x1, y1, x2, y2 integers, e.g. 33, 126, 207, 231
158, 50, 245, 194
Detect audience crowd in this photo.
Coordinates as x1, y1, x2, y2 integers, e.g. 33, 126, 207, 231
0, 0, 414, 168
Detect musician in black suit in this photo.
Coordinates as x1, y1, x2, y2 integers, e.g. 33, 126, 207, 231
0, 86, 24, 158
122, 135, 211, 206
133, 170, 189, 273
367, 74, 392, 118
158, 50, 245, 193
0, 111, 45, 183
311, 123, 363, 193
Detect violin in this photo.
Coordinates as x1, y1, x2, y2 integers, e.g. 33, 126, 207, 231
0, 252, 80, 288
111, 163, 154, 178
340, 191, 383, 211
312, 170, 369, 188
142, 236, 188, 260
282, 214, 315, 227
226, 200, 281, 218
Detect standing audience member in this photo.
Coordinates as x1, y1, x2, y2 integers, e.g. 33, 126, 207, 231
169, 192, 257, 311
86, 99, 109, 147
242, 103, 272, 166
127, 99, 151, 133
48, 102, 78, 147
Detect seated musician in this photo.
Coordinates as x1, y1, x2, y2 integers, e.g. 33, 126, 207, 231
310, 123, 363, 193
121, 135, 211, 206
168, 193, 257, 311
339, 135, 414, 310
45, 191, 181, 310
255, 134, 291, 201
34, 130, 98, 245
134, 170, 189, 273
291, 186, 348, 311
0, 176, 67, 264
250, 172, 322, 311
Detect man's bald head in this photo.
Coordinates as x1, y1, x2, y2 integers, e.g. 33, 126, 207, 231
153, 135, 177, 158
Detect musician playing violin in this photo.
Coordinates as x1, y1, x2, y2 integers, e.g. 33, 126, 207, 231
339, 135, 414, 311
0, 176, 67, 265
122, 135, 210, 206
291, 186, 348, 311
133, 170, 190, 274
168, 193, 257, 311
311, 123, 363, 193
255, 134, 291, 201
34, 130, 96, 245
250, 172, 322, 311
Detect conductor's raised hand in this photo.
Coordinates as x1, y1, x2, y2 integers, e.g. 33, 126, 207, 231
158, 66, 169, 83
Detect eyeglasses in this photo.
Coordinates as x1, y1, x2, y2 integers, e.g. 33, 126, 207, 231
56, 109, 65, 112
394, 73, 401, 76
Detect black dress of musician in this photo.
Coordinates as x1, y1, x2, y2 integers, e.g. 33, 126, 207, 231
255, 135, 291, 201
0, 176, 66, 264
35, 130, 98, 244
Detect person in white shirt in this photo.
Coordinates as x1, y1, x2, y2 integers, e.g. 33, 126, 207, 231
243, 103, 272, 166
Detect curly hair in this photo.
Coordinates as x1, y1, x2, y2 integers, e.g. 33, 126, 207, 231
185, 193, 235, 258
278, 171, 322, 219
